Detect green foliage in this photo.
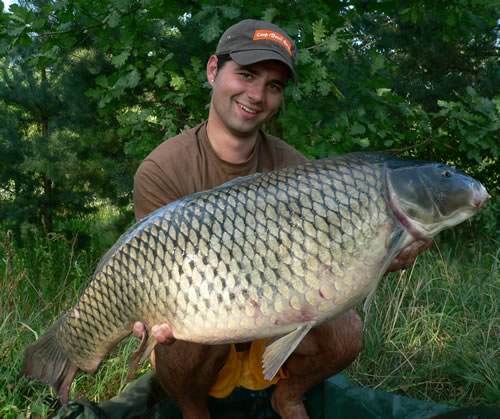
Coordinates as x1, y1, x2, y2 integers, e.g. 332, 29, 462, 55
433, 88, 499, 191
0, 0, 498, 236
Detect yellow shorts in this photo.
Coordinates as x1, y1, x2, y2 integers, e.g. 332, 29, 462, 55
208, 338, 289, 398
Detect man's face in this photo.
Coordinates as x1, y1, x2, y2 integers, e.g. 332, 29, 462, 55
209, 59, 289, 138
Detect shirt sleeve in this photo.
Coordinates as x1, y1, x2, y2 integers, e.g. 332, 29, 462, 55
133, 159, 183, 221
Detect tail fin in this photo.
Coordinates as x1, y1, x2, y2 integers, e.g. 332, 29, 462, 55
21, 318, 78, 403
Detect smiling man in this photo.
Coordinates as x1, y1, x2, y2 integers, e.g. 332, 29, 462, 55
133, 20, 305, 219
126, 19, 427, 419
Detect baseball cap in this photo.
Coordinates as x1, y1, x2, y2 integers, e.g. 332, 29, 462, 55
215, 19, 297, 80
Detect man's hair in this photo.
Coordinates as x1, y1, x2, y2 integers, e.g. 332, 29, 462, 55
215, 54, 231, 76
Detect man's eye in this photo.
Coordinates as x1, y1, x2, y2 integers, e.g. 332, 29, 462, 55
269, 83, 283, 93
240, 72, 253, 80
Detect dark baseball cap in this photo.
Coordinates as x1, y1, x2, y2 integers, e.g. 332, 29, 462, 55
215, 19, 297, 80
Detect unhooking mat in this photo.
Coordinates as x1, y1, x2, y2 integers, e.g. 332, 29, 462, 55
54, 372, 499, 419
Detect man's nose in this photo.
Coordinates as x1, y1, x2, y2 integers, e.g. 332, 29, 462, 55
247, 81, 265, 103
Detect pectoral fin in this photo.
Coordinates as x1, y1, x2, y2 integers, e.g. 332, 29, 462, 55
262, 322, 314, 381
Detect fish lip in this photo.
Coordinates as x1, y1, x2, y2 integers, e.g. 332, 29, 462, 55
472, 186, 490, 209
474, 195, 490, 209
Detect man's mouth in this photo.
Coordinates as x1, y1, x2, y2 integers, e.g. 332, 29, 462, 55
238, 103, 259, 115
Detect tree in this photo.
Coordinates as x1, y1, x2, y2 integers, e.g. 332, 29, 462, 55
1, 0, 498, 236
0, 2, 129, 235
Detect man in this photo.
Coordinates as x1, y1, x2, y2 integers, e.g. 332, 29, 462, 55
134, 19, 362, 419
128, 19, 429, 419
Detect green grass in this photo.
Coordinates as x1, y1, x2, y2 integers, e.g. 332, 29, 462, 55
350, 238, 499, 407
0, 216, 498, 418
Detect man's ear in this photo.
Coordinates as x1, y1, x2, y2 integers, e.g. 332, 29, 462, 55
206, 55, 218, 85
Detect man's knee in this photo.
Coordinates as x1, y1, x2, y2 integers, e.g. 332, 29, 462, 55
287, 310, 363, 376
297, 309, 363, 357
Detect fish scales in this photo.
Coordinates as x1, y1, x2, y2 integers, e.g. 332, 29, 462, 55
68, 158, 384, 354
22, 153, 489, 401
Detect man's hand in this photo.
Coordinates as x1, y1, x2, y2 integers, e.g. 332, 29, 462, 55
132, 321, 174, 344
132, 322, 175, 369
386, 239, 432, 272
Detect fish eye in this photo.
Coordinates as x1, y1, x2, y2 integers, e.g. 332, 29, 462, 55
441, 170, 452, 178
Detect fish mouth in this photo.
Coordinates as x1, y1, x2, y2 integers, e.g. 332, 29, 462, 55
471, 184, 490, 209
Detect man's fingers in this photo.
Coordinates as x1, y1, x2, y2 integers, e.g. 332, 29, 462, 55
132, 321, 174, 344
411, 238, 431, 256
132, 321, 146, 338
151, 324, 175, 344
387, 239, 433, 272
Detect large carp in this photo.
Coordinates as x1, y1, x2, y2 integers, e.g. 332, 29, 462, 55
22, 153, 489, 402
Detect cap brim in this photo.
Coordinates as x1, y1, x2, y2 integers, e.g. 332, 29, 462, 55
230, 50, 296, 81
